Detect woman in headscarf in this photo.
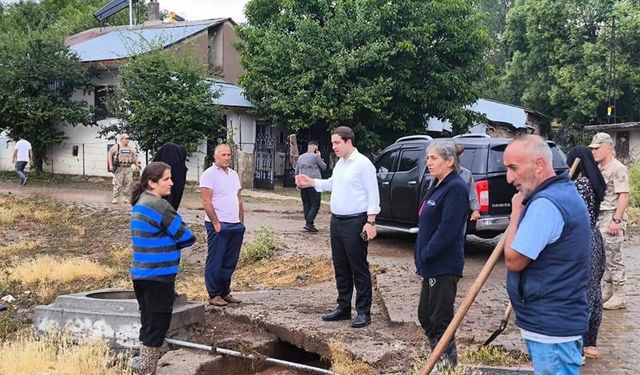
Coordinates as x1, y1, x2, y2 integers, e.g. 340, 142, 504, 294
152, 143, 188, 210
567, 146, 606, 359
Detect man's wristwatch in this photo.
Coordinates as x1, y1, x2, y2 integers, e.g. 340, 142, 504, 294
613, 217, 622, 224
367, 221, 376, 226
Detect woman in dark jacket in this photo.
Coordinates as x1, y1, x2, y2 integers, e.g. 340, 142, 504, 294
567, 146, 606, 359
415, 140, 469, 369
152, 142, 188, 210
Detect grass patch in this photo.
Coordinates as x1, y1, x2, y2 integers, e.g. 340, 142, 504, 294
329, 342, 377, 375
0, 171, 112, 190
0, 331, 130, 375
460, 345, 529, 367
0, 241, 39, 257
0, 207, 14, 225
8, 256, 117, 302
176, 274, 208, 302
629, 162, 640, 208
108, 244, 132, 268
239, 227, 280, 265
233, 256, 333, 291
9, 256, 116, 285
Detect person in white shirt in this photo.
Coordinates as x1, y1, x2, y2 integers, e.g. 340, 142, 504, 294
296, 126, 380, 328
12, 135, 32, 186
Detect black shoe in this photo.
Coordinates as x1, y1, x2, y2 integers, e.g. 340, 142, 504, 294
321, 308, 351, 321
304, 225, 319, 232
351, 313, 371, 328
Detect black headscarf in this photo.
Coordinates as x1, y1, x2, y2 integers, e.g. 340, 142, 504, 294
566, 146, 606, 212
152, 142, 188, 210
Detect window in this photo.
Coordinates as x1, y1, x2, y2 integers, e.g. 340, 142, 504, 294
94, 86, 112, 119
397, 149, 423, 172
459, 148, 476, 170
375, 150, 398, 177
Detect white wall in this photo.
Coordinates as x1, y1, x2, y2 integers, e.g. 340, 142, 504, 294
226, 109, 256, 153
0, 131, 15, 171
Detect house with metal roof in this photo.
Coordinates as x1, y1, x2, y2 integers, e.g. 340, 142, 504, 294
584, 122, 639, 163
426, 98, 548, 138
0, 13, 263, 186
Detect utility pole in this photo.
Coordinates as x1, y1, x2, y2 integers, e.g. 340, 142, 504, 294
129, 0, 133, 26
607, 16, 616, 124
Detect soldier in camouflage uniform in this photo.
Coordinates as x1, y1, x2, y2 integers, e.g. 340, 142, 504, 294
108, 134, 140, 204
589, 132, 630, 310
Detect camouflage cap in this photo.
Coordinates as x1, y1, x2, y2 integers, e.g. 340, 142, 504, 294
588, 132, 613, 148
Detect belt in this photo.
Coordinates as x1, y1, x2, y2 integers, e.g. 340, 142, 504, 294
331, 212, 367, 220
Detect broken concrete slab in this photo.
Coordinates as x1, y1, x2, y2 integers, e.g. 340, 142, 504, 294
213, 283, 426, 374
33, 288, 204, 348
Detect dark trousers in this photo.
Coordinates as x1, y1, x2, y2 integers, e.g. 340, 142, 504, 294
205, 221, 245, 297
330, 213, 371, 315
133, 279, 175, 347
15, 161, 27, 181
300, 187, 321, 227
418, 275, 460, 364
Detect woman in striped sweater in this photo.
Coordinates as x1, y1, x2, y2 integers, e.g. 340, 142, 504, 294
130, 162, 195, 375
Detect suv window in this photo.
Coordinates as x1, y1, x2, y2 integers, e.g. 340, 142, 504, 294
398, 149, 423, 172
488, 145, 507, 173
376, 150, 399, 177
488, 144, 568, 172
459, 149, 475, 169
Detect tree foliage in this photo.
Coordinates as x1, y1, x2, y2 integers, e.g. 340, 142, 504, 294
0, 0, 135, 40
499, 0, 640, 128
101, 49, 222, 154
237, 0, 491, 149
0, 36, 94, 172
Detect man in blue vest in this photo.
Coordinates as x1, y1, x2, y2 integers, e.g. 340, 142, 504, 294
503, 135, 590, 374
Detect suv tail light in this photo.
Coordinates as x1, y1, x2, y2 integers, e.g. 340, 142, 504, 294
475, 180, 489, 214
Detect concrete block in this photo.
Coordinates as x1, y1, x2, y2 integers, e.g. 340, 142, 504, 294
33, 288, 204, 348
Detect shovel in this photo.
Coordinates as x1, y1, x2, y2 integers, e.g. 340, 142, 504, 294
482, 302, 512, 346
419, 158, 583, 374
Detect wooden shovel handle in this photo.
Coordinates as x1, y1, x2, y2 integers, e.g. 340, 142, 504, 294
420, 235, 507, 375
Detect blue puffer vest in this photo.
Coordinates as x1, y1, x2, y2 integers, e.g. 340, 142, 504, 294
507, 172, 591, 337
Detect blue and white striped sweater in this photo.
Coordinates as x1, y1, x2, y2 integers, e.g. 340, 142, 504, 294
130, 192, 195, 281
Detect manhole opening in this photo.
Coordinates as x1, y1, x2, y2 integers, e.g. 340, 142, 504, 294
198, 340, 332, 375
86, 291, 136, 300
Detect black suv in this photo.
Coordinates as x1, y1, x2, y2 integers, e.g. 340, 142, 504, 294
374, 135, 568, 238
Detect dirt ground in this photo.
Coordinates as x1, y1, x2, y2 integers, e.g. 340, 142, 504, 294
3, 178, 639, 374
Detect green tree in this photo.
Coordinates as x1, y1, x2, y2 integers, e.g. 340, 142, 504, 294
101, 48, 222, 154
237, 0, 491, 149
0, 35, 94, 172
499, 0, 640, 131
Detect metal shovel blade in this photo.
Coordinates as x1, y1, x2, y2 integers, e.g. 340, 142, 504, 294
482, 302, 512, 346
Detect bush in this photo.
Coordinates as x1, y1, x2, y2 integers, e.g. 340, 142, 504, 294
629, 162, 640, 208
239, 227, 279, 265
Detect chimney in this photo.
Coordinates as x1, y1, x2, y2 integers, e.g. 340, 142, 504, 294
146, 0, 162, 25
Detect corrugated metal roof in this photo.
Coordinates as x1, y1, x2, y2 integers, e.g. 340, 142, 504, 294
426, 98, 529, 132
211, 81, 253, 108
70, 20, 221, 62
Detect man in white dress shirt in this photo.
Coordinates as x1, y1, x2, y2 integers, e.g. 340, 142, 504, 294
296, 126, 380, 328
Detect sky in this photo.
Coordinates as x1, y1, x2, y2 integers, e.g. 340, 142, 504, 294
159, 0, 250, 23
0, 0, 251, 23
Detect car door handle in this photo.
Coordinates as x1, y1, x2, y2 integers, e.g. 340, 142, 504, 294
408, 181, 417, 185
381, 182, 390, 186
